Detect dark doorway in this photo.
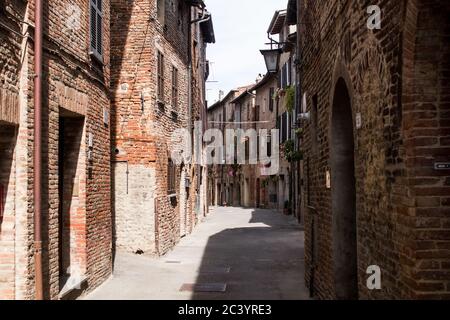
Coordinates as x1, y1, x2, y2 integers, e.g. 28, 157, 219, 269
58, 114, 86, 292
256, 179, 261, 208
330, 78, 358, 300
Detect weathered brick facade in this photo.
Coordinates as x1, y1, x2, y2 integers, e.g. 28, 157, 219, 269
0, 0, 112, 299
111, 0, 214, 256
298, 0, 450, 299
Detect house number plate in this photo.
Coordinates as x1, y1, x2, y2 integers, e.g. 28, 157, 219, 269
434, 163, 450, 170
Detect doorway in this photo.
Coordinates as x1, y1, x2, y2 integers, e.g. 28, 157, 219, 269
330, 78, 358, 299
58, 114, 86, 293
256, 178, 261, 208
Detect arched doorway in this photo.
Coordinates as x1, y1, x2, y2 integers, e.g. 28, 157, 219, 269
330, 77, 358, 300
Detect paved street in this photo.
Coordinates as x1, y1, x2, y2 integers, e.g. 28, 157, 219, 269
85, 207, 309, 300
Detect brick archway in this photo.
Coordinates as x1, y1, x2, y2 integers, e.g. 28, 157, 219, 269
330, 77, 358, 300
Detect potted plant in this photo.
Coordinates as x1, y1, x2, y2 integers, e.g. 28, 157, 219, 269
283, 139, 303, 162
285, 86, 295, 113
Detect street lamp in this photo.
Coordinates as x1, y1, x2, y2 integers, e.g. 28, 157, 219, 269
260, 48, 282, 73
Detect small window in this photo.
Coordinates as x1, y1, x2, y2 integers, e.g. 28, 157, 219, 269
269, 87, 274, 112
157, 0, 165, 24
157, 51, 164, 101
172, 66, 178, 109
245, 139, 249, 161
255, 105, 260, 122
90, 0, 103, 61
168, 159, 176, 195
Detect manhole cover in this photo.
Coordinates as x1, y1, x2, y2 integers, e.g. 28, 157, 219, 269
198, 267, 231, 274
180, 283, 227, 292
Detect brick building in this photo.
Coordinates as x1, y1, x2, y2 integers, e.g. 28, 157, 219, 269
110, 0, 214, 256
0, 0, 112, 299
296, 0, 450, 299
251, 73, 279, 209
207, 89, 239, 206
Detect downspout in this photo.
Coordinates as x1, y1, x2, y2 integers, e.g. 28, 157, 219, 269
189, 8, 211, 216
33, 0, 44, 300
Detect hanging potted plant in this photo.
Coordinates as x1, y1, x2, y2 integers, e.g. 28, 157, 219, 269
285, 86, 295, 113
283, 139, 303, 162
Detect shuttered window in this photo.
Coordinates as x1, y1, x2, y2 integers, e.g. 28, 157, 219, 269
90, 0, 103, 61
172, 66, 178, 109
269, 87, 274, 112
157, 51, 165, 100
168, 159, 176, 195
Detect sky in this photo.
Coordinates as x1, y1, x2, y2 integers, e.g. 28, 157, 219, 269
204, 0, 286, 106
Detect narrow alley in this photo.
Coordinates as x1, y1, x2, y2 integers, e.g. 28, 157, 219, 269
86, 207, 308, 300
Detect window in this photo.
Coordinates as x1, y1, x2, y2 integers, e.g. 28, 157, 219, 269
267, 133, 272, 157
255, 105, 260, 122
245, 139, 249, 161
279, 112, 289, 143
172, 66, 178, 109
90, 0, 103, 61
269, 87, 274, 112
157, 51, 164, 101
157, 0, 165, 24
167, 159, 176, 195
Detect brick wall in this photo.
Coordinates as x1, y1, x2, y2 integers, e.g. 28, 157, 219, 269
111, 0, 192, 256
0, 0, 112, 300
0, 125, 18, 299
299, 0, 450, 299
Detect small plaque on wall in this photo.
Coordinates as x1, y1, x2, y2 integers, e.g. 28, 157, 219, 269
434, 163, 450, 170
356, 113, 362, 129
326, 170, 331, 189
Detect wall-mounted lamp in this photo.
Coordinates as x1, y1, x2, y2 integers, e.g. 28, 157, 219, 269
260, 48, 282, 74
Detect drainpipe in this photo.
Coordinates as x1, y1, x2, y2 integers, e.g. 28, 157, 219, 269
189, 8, 211, 216
33, 0, 44, 300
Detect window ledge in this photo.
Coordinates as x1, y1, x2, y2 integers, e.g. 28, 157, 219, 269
89, 51, 104, 65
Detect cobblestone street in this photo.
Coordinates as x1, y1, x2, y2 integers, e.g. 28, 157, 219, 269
86, 207, 309, 300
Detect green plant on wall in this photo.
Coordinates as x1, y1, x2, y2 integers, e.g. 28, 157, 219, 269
285, 86, 295, 113
282, 139, 303, 162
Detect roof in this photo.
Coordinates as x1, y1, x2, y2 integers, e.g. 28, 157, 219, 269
230, 85, 255, 104
267, 10, 287, 35
200, 14, 216, 43
249, 73, 276, 92
207, 89, 238, 111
